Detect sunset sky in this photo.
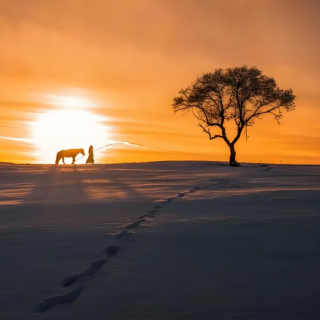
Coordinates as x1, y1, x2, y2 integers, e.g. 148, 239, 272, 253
0, 0, 320, 164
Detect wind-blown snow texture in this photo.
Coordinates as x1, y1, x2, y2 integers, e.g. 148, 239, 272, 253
0, 161, 320, 319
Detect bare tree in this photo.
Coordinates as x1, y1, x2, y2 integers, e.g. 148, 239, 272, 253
173, 66, 296, 166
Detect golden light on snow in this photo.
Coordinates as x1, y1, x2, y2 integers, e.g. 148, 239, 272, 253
32, 106, 109, 164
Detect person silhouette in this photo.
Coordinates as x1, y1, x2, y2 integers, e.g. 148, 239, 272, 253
86, 145, 94, 164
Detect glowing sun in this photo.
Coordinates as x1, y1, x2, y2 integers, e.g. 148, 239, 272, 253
33, 107, 110, 164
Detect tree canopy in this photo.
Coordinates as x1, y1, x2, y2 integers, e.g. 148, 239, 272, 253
173, 66, 296, 165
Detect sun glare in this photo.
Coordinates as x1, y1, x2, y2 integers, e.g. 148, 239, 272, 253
42, 94, 95, 109
33, 108, 110, 164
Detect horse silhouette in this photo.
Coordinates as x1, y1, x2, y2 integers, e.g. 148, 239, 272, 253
55, 148, 85, 165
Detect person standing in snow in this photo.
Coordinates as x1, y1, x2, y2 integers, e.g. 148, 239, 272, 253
86, 145, 94, 164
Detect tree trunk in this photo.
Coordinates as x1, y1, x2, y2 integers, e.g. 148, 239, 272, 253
229, 144, 239, 166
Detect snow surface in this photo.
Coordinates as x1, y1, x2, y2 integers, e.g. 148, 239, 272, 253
0, 161, 320, 319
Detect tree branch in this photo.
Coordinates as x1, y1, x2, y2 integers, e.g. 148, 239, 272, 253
198, 124, 223, 140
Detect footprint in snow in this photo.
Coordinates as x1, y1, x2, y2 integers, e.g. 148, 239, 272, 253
105, 245, 120, 257
124, 219, 145, 230
61, 259, 107, 287
34, 287, 85, 313
115, 230, 134, 240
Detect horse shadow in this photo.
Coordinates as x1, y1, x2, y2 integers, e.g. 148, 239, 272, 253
25, 165, 87, 204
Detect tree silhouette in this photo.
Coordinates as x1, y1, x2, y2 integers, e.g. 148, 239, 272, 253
173, 66, 296, 166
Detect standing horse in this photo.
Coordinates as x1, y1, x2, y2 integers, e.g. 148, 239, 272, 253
55, 148, 85, 165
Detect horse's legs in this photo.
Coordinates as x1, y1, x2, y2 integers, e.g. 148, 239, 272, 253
62, 157, 65, 164
72, 157, 75, 165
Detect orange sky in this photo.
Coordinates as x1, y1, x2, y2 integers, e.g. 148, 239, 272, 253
0, 0, 320, 164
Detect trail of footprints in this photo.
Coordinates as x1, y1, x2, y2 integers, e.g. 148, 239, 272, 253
34, 184, 209, 313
